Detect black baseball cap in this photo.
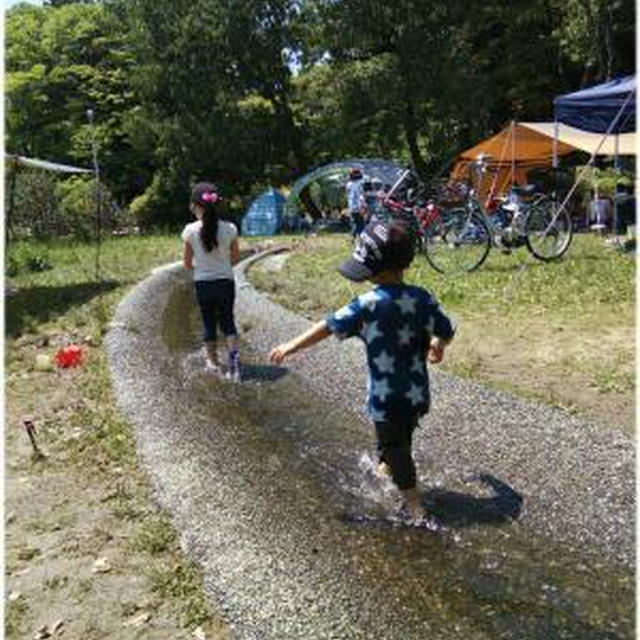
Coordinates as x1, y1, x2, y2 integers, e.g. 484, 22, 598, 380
339, 219, 415, 282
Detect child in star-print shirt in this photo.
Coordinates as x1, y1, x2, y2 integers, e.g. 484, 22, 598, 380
270, 219, 455, 523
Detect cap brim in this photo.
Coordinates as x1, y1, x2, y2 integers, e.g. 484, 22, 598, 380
338, 258, 374, 282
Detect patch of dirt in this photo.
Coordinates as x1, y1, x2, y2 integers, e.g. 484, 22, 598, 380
5, 346, 231, 640
446, 318, 635, 433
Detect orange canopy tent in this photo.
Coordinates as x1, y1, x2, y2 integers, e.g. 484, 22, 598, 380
449, 121, 636, 202
449, 122, 575, 201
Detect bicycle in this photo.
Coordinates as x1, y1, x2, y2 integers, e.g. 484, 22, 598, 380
380, 159, 573, 274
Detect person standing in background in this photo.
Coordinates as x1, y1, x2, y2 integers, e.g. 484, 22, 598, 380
182, 182, 242, 381
346, 167, 366, 240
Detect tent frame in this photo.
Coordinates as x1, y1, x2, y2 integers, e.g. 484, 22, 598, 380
552, 86, 636, 235
6, 152, 102, 280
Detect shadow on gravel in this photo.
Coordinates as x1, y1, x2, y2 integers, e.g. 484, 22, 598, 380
241, 363, 289, 382
424, 473, 523, 527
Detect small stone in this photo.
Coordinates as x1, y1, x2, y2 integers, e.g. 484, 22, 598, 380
193, 627, 207, 640
8, 591, 21, 602
51, 619, 64, 634
124, 612, 151, 628
35, 353, 54, 372
92, 557, 111, 573
34, 625, 52, 639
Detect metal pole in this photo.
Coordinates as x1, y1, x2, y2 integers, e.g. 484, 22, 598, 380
613, 133, 620, 234
87, 109, 101, 281
385, 168, 411, 201
511, 120, 515, 186
552, 120, 559, 212
7, 157, 18, 242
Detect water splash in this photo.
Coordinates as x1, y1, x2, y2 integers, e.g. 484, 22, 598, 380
356, 451, 400, 516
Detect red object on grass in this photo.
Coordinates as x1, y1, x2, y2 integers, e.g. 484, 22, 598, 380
55, 344, 85, 368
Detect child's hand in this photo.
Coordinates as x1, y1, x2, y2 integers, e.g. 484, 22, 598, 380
269, 343, 291, 365
428, 337, 446, 364
269, 321, 330, 365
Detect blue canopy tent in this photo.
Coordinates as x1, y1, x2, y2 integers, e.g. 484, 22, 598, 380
241, 188, 286, 236
553, 75, 636, 134
551, 76, 636, 233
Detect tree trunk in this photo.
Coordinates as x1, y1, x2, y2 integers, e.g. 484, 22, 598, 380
402, 97, 429, 181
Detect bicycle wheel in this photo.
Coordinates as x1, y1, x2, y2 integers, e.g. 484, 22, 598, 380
525, 199, 573, 261
421, 208, 491, 274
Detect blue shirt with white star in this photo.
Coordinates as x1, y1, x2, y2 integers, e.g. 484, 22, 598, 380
326, 284, 455, 422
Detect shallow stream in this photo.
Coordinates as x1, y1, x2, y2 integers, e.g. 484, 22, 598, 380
158, 282, 634, 639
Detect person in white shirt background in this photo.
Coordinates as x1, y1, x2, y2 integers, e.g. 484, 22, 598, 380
345, 167, 367, 240
182, 182, 242, 381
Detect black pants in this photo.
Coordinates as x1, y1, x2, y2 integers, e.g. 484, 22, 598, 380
194, 279, 237, 342
350, 210, 365, 238
374, 414, 420, 490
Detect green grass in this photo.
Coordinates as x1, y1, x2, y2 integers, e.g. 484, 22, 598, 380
146, 561, 213, 628
252, 233, 634, 326
5, 597, 28, 637
133, 514, 177, 555
6, 234, 179, 339
5, 232, 222, 634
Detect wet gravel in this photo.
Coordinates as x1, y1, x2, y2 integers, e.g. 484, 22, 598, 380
234, 250, 634, 568
105, 252, 634, 640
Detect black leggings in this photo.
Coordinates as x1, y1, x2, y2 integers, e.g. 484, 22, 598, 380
374, 414, 420, 490
350, 211, 365, 238
194, 279, 237, 342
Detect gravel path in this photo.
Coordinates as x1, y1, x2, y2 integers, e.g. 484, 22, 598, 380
105, 251, 634, 640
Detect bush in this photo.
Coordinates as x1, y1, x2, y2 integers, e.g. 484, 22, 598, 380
55, 176, 98, 240
5, 167, 134, 240
6, 244, 53, 276
129, 174, 162, 230
5, 167, 59, 239
6, 253, 20, 277
575, 166, 634, 199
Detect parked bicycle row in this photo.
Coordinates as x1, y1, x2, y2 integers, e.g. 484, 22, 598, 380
360, 158, 573, 275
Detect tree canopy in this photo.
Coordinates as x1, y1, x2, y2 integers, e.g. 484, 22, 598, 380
5, 0, 635, 229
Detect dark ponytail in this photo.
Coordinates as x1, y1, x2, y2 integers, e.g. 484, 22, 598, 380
201, 202, 219, 252
191, 182, 221, 252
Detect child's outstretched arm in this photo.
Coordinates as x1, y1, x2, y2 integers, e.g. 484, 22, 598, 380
270, 320, 330, 364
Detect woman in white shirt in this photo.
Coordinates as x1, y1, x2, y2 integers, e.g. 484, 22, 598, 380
182, 182, 241, 380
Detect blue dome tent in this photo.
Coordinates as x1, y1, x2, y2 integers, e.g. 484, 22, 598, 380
283, 159, 406, 228
241, 188, 286, 236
